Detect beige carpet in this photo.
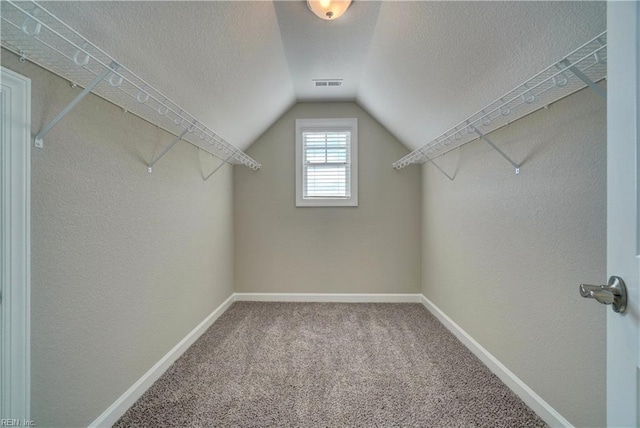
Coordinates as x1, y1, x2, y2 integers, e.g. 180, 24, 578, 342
114, 302, 547, 427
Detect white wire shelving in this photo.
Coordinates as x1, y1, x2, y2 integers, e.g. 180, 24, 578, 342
392, 32, 607, 177
0, 0, 261, 176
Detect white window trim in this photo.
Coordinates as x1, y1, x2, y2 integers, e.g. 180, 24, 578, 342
1, 66, 31, 421
295, 118, 358, 207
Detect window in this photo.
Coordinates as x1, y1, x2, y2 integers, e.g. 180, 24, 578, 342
295, 118, 358, 207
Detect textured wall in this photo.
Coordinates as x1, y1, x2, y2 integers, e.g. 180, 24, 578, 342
234, 102, 421, 294
421, 87, 606, 426
2, 51, 235, 427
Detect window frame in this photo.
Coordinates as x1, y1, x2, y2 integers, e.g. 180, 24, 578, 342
295, 118, 358, 207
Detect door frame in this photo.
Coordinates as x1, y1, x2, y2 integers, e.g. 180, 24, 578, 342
1, 66, 31, 420
606, 1, 639, 427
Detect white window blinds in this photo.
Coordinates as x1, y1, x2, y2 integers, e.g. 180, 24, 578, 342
302, 130, 351, 199
295, 118, 357, 207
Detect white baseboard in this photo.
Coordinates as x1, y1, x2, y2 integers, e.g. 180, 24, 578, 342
419, 295, 572, 428
88, 294, 236, 428
234, 292, 422, 303
89, 293, 567, 427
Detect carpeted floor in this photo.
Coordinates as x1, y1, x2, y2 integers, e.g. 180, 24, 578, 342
114, 302, 547, 427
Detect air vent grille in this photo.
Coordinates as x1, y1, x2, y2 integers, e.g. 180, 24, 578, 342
313, 79, 343, 87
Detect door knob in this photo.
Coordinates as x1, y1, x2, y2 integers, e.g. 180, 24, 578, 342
579, 276, 627, 313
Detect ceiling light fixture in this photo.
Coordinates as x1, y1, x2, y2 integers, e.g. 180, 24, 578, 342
307, 0, 352, 20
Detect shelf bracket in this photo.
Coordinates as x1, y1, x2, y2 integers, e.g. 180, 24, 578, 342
560, 58, 606, 99
147, 121, 196, 173
34, 61, 120, 148
204, 153, 234, 181
471, 128, 520, 174
422, 154, 454, 181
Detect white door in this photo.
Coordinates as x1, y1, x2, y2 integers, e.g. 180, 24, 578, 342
0, 66, 31, 421
607, 2, 639, 427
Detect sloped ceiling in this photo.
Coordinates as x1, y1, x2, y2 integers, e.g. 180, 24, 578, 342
42, 1, 606, 152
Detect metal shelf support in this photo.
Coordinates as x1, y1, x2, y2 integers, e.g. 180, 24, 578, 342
423, 154, 454, 181
34, 61, 119, 148
204, 153, 234, 181
471, 128, 520, 174
561, 58, 606, 99
147, 121, 195, 173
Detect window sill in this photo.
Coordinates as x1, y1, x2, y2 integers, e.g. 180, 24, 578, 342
296, 198, 358, 207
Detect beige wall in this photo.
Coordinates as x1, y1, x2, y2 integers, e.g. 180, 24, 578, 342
421, 87, 606, 426
234, 102, 421, 294
2, 51, 235, 427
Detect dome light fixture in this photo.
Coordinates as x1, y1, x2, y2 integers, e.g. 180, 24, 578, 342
307, 0, 352, 20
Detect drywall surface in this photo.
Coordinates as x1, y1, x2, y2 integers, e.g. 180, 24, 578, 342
234, 102, 421, 294
421, 87, 606, 426
1, 51, 235, 427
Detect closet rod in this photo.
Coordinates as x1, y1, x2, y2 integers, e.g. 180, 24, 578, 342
393, 32, 607, 173
0, 0, 261, 172
2, 44, 236, 167
2, 43, 239, 170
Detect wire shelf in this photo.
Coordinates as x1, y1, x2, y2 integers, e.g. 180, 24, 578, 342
392, 31, 607, 171
0, 0, 261, 171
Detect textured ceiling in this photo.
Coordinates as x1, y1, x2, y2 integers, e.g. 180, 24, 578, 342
273, 1, 381, 100
41, 1, 606, 152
